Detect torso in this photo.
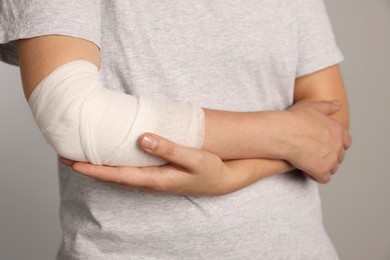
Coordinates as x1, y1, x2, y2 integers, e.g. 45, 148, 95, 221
57, 1, 339, 259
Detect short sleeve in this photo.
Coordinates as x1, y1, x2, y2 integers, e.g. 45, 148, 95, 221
0, 0, 101, 66
295, 0, 344, 78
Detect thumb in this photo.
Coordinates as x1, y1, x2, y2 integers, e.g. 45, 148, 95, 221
313, 100, 341, 116
138, 133, 199, 169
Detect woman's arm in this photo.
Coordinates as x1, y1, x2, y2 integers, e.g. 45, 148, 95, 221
284, 64, 351, 179
222, 64, 351, 185
18, 36, 100, 99
18, 35, 350, 177
61, 133, 295, 196
294, 64, 350, 129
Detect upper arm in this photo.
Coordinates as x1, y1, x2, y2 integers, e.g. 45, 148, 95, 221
17, 35, 100, 100
293, 64, 350, 129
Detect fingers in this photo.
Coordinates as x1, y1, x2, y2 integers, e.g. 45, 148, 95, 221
313, 100, 341, 116
343, 131, 352, 150
330, 165, 339, 175
59, 157, 76, 166
71, 162, 162, 189
304, 172, 330, 184
139, 133, 204, 171
60, 157, 151, 187
304, 172, 318, 182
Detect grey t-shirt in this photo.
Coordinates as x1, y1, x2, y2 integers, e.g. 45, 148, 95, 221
0, 0, 344, 259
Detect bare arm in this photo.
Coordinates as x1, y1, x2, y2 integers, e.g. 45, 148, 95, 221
294, 64, 350, 129
224, 64, 351, 185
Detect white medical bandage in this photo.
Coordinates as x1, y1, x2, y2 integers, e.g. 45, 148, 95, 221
28, 60, 204, 167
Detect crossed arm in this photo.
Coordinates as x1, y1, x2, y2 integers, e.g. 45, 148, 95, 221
18, 35, 351, 195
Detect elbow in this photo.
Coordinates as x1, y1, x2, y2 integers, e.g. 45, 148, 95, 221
37, 109, 87, 162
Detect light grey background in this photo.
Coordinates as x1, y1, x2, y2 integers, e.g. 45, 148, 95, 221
0, 0, 389, 259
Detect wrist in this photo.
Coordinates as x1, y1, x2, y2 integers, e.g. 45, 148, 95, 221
257, 110, 294, 160
202, 108, 293, 160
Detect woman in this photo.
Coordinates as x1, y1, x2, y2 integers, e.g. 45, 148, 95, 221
0, 0, 351, 259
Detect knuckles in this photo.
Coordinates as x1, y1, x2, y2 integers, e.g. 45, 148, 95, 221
190, 152, 207, 168
318, 175, 331, 184
163, 143, 177, 159
310, 158, 338, 184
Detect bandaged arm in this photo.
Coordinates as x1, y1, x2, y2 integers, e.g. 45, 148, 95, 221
27, 60, 204, 167
18, 35, 349, 169
17, 35, 288, 167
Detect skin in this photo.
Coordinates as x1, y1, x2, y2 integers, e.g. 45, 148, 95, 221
17, 35, 351, 195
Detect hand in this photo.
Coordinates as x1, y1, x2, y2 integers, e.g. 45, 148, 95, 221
283, 100, 352, 183
60, 133, 261, 196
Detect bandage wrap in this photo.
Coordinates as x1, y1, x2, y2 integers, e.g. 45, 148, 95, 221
28, 60, 205, 166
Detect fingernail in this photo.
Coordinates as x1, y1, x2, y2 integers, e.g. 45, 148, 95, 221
141, 135, 159, 150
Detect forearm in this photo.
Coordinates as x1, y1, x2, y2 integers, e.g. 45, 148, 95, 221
202, 65, 350, 161
221, 157, 298, 194
26, 60, 204, 166
218, 65, 351, 186
294, 65, 350, 129
203, 109, 288, 160
223, 158, 295, 191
